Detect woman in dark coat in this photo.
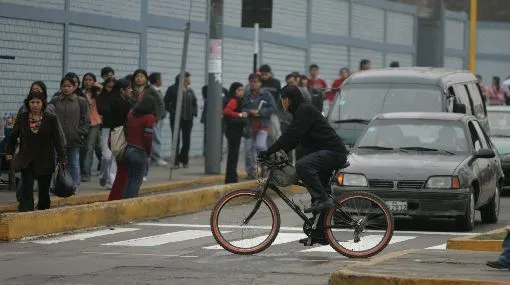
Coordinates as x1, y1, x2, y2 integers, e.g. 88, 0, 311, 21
6, 91, 66, 212
223, 82, 247, 183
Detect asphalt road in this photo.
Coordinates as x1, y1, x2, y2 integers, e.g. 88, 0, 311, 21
1, 193, 509, 285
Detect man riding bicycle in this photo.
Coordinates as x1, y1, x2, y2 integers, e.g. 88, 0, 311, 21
260, 85, 348, 245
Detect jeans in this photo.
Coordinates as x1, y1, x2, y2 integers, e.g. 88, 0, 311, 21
123, 144, 148, 199
80, 125, 100, 179
66, 147, 80, 189
100, 128, 116, 187
295, 150, 347, 201
244, 130, 268, 178
499, 232, 510, 266
151, 122, 163, 161
19, 163, 52, 212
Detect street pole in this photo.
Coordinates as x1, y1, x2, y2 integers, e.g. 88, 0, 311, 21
169, 21, 191, 179
253, 22, 259, 73
469, 0, 477, 73
205, 0, 223, 174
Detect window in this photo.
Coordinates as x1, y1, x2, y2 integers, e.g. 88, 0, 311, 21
466, 83, 486, 119
487, 111, 510, 137
468, 121, 486, 151
452, 85, 473, 115
473, 121, 489, 149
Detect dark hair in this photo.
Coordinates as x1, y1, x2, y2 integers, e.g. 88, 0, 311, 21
30, 81, 47, 101
229, 82, 244, 97
259, 64, 271, 73
174, 72, 191, 84
339, 67, 350, 75
281, 85, 304, 112
133, 94, 157, 116
149, 72, 162, 85
390, 61, 400, 68
300, 74, 308, 81
132, 69, 149, 87
81, 72, 100, 98
476, 74, 482, 80
65, 72, 80, 86
60, 76, 74, 87
309, 64, 319, 71
101, 66, 115, 78
359, 59, 370, 70
248, 73, 262, 82
99, 77, 116, 98
24, 91, 47, 111
124, 74, 133, 81
114, 78, 131, 90
285, 73, 294, 81
493, 76, 501, 90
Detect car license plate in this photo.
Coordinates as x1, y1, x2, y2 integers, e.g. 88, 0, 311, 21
386, 201, 407, 212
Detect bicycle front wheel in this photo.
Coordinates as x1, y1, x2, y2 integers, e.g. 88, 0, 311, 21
324, 191, 394, 258
210, 189, 281, 255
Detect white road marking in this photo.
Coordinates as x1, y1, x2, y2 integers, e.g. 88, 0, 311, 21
425, 243, 447, 250
136, 223, 477, 236
28, 228, 139, 244
204, 232, 307, 249
299, 235, 416, 253
102, 230, 215, 247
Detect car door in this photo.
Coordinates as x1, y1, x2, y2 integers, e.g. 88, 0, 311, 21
466, 83, 490, 134
470, 121, 494, 205
477, 121, 501, 195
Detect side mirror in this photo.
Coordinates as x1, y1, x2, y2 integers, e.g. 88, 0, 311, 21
453, 103, 467, 114
474, 149, 496, 159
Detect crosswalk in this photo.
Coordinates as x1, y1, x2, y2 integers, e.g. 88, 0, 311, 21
23, 222, 469, 256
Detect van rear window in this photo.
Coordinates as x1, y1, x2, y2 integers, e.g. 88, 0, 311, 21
328, 84, 444, 122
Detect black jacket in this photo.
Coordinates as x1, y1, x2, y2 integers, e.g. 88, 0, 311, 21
267, 102, 347, 155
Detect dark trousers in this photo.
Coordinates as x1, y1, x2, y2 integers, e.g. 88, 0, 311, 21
225, 124, 243, 183
19, 163, 52, 212
295, 150, 347, 201
170, 117, 193, 166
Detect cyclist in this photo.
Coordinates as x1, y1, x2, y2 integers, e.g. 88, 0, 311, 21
260, 85, 348, 245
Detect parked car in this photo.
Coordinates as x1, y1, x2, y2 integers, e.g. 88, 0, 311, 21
332, 112, 502, 231
487, 105, 510, 192
327, 68, 489, 146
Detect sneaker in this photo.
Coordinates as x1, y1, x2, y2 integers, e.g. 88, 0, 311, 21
298, 237, 329, 246
105, 184, 112, 190
81, 176, 91, 183
99, 177, 106, 187
183, 164, 189, 168
143, 177, 147, 182
304, 198, 335, 214
486, 261, 510, 270
156, 159, 168, 166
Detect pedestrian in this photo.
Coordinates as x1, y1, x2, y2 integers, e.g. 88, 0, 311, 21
52, 76, 91, 191
164, 72, 197, 169
96, 77, 117, 189
106, 79, 134, 201
123, 95, 157, 199
148, 72, 169, 167
486, 76, 506, 106
5, 91, 66, 212
223, 82, 247, 184
100, 66, 115, 82
486, 229, 510, 270
307, 64, 327, 112
359, 59, 371, 71
326, 67, 350, 103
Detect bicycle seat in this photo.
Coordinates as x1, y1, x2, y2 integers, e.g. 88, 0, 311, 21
338, 161, 350, 169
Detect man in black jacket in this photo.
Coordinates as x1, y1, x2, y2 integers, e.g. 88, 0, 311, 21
261, 85, 348, 244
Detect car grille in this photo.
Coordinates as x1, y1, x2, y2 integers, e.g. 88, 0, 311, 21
368, 180, 425, 190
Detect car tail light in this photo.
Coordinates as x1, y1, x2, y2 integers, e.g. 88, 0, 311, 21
336, 173, 344, 185
452, 176, 460, 189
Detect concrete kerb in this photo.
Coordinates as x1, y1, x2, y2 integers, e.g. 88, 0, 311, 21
0, 180, 306, 241
446, 226, 509, 252
329, 268, 509, 285
0, 173, 247, 213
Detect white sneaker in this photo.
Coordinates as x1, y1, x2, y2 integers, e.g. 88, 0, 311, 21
156, 159, 168, 166
143, 177, 147, 182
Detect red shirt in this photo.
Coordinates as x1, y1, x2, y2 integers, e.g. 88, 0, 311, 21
126, 111, 156, 155
223, 98, 241, 118
326, 78, 346, 102
308, 76, 328, 89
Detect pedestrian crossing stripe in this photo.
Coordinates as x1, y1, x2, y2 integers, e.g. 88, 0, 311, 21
300, 235, 416, 253
103, 230, 218, 247
204, 233, 308, 249
27, 228, 139, 244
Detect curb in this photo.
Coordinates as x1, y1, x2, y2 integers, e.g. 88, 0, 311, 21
0, 173, 246, 213
329, 269, 509, 285
446, 226, 508, 252
0, 181, 305, 241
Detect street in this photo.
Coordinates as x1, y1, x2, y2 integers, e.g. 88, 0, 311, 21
0, 193, 508, 285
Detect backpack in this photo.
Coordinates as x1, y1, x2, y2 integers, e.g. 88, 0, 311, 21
110, 125, 127, 159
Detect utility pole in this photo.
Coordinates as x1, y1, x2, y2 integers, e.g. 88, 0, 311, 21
205, 0, 223, 174
169, 21, 191, 179
469, 0, 477, 73
253, 22, 259, 73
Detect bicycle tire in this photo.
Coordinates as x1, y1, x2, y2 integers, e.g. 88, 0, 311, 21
324, 191, 394, 258
210, 189, 281, 255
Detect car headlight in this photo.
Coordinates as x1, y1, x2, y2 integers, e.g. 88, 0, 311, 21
336, 173, 368, 187
425, 176, 460, 189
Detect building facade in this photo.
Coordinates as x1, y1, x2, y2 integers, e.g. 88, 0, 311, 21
0, 0, 472, 157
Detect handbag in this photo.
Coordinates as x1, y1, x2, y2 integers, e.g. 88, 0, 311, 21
50, 163, 76, 198
110, 125, 127, 159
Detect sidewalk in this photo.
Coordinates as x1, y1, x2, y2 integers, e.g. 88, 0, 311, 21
330, 249, 510, 284
0, 155, 244, 205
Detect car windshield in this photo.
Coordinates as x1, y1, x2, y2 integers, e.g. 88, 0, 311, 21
355, 119, 469, 153
328, 84, 444, 122
488, 111, 510, 137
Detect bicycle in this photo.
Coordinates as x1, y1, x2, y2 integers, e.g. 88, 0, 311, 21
210, 152, 395, 258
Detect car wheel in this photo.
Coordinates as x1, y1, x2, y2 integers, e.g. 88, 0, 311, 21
455, 188, 475, 232
480, 184, 500, 224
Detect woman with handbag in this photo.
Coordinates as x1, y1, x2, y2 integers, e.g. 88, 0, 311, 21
223, 82, 247, 184
6, 91, 66, 212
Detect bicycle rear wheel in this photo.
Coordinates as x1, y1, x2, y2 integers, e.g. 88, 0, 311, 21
324, 191, 394, 258
210, 189, 281, 255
